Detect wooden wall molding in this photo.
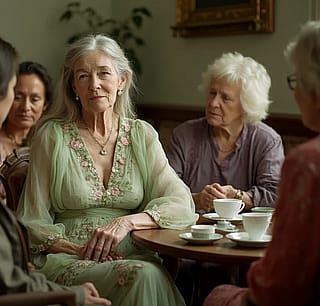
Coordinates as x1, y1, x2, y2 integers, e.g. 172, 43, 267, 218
136, 103, 317, 154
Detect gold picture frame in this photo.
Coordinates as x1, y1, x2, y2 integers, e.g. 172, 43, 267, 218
172, 0, 274, 37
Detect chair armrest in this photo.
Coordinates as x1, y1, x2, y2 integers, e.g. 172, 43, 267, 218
0, 291, 76, 306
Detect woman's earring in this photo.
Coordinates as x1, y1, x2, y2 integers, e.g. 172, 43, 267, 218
118, 89, 123, 96
75, 95, 79, 100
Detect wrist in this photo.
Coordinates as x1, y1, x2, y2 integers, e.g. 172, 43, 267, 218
234, 189, 244, 200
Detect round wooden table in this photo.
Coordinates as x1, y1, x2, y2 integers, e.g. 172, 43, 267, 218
131, 227, 266, 265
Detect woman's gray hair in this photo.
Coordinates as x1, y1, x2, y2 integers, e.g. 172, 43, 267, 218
198, 52, 272, 124
38, 33, 136, 128
285, 21, 320, 98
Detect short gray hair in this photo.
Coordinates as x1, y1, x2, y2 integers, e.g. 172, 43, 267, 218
198, 52, 272, 124
285, 21, 320, 98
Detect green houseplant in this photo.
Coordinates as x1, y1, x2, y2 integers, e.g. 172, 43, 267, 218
59, 2, 151, 75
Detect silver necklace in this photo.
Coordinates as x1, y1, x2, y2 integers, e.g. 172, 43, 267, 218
84, 119, 114, 156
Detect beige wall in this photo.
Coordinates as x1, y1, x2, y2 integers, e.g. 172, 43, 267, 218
115, 1, 310, 114
0, 0, 111, 85
0, 1, 313, 114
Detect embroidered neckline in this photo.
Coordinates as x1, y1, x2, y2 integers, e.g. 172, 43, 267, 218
63, 118, 133, 205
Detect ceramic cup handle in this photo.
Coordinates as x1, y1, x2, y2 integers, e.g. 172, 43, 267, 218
238, 202, 245, 213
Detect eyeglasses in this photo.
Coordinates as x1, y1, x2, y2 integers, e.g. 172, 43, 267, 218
287, 73, 297, 90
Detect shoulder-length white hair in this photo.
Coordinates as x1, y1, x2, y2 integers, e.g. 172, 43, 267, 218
198, 52, 272, 124
37, 33, 136, 129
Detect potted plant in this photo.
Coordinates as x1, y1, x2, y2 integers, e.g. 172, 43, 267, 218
59, 2, 151, 75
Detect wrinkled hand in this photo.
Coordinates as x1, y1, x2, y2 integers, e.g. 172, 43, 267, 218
82, 217, 132, 262
82, 282, 112, 305
195, 183, 236, 211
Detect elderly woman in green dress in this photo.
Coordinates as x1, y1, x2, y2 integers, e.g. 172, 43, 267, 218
17, 34, 198, 306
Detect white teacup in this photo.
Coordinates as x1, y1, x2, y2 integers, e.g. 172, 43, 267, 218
191, 224, 215, 239
213, 199, 245, 219
242, 212, 272, 240
251, 207, 275, 214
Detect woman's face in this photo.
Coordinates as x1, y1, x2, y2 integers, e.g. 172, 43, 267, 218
0, 75, 16, 126
7, 74, 47, 129
205, 77, 243, 128
72, 50, 126, 115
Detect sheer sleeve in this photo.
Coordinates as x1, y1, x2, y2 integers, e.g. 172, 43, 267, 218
130, 120, 198, 229
16, 122, 69, 254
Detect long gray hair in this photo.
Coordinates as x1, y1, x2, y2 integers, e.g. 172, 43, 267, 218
37, 33, 136, 129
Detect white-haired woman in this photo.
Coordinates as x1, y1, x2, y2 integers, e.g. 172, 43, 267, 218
167, 52, 285, 306
17, 34, 198, 306
168, 52, 284, 213
203, 20, 320, 306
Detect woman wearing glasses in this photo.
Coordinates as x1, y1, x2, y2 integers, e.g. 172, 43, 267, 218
203, 20, 320, 306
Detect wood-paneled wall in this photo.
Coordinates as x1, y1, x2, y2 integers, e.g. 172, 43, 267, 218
136, 104, 318, 154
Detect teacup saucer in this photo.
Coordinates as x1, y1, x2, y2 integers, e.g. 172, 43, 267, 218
226, 232, 271, 248
203, 213, 243, 223
179, 232, 223, 245
215, 225, 239, 234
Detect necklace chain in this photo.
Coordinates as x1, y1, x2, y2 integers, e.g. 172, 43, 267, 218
3, 127, 22, 146
218, 146, 235, 153
84, 119, 114, 156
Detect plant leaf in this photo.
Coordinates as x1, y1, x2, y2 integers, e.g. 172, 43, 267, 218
133, 7, 152, 18
135, 37, 144, 46
132, 15, 143, 28
60, 10, 72, 21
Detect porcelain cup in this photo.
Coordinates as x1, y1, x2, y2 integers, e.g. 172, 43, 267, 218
213, 199, 245, 219
251, 207, 275, 214
242, 212, 272, 240
191, 224, 215, 239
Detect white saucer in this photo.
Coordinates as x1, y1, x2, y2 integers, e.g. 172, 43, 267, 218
215, 226, 239, 234
179, 232, 223, 245
203, 213, 243, 222
226, 232, 271, 248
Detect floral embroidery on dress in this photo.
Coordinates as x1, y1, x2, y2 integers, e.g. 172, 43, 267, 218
145, 209, 161, 223
31, 233, 63, 254
121, 136, 129, 146
57, 260, 97, 286
113, 261, 144, 287
61, 119, 134, 207
70, 139, 82, 150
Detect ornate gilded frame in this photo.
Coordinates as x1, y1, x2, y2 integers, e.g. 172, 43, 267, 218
172, 0, 274, 37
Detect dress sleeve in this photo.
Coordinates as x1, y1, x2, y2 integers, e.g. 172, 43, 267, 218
0, 223, 85, 305
247, 143, 320, 306
16, 122, 67, 254
130, 120, 198, 229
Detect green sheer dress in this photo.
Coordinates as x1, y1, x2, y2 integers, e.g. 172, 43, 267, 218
17, 118, 198, 306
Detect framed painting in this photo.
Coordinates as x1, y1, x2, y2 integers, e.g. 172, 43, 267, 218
172, 0, 274, 37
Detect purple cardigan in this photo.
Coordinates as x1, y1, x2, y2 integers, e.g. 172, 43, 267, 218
167, 117, 284, 207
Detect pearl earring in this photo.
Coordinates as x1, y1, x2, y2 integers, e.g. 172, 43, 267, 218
118, 89, 123, 96
76, 95, 79, 100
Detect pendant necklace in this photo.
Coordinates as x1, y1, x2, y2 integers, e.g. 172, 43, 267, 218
85, 118, 114, 156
